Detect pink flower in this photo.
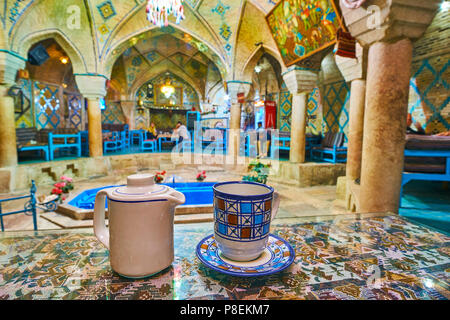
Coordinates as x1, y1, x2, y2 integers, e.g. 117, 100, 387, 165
60, 176, 73, 182
54, 182, 66, 188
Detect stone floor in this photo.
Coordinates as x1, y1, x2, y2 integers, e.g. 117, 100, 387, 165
0, 165, 345, 231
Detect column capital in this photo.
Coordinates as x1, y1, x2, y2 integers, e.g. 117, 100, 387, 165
340, 0, 441, 47
282, 67, 318, 94
335, 43, 367, 82
0, 50, 27, 86
75, 74, 107, 99
226, 80, 251, 104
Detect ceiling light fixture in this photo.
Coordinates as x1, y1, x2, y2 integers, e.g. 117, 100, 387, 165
161, 78, 175, 99
60, 56, 69, 64
254, 64, 262, 73
146, 0, 185, 27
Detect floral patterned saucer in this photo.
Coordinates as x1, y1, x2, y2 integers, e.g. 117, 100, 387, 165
196, 234, 295, 277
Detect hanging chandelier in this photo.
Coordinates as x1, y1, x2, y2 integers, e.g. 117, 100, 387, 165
161, 78, 175, 98
146, 0, 185, 27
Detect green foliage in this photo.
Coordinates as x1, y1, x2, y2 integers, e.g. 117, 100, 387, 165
242, 160, 271, 184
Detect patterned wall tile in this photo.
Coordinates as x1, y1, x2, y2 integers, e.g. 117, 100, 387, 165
278, 89, 292, 132
307, 87, 322, 136
11, 79, 33, 128
102, 101, 125, 124
409, 55, 450, 134
34, 82, 62, 130
67, 94, 84, 130
322, 80, 350, 142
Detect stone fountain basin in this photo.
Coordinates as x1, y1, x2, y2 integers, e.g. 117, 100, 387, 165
56, 182, 215, 220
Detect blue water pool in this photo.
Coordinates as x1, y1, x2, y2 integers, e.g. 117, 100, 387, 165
68, 182, 215, 209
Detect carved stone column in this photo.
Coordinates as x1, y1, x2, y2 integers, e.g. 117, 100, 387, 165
282, 68, 318, 163
75, 75, 107, 158
335, 44, 367, 211
0, 51, 26, 167
226, 81, 251, 162
340, 0, 442, 213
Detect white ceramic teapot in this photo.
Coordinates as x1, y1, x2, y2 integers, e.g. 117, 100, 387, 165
93, 173, 185, 278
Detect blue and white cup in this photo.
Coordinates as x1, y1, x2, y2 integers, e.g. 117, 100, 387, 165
213, 181, 280, 261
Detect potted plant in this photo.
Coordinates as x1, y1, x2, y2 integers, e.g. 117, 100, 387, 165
242, 160, 271, 184
51, 176, 74, 203
196, 171, 206, 182
155, 171, 166, 184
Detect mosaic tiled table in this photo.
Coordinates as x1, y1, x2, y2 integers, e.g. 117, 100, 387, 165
0, 215, 449, 300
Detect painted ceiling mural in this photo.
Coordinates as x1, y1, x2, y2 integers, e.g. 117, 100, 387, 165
266, 0, 342, 67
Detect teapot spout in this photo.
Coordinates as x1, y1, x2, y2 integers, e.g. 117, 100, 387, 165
167, 190, 185, 206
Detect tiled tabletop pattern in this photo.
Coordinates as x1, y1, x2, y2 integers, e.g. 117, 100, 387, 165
0, 215, 449, 300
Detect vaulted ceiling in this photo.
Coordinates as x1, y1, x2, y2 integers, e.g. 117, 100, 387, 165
109, 32, 223, 100
5, 0, 283, 77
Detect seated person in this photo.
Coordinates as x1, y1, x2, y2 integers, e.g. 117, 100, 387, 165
146, 122, 158, 140
406, 113, 425, 135
172, 121, 190, 144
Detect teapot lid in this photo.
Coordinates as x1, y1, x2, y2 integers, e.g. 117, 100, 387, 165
109, 173, 169, 201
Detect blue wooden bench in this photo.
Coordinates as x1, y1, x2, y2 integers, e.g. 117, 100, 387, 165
103, 131, 122, 153
311, 132, 347, 163
306, 135, 321, 158
16, 128, 49, 161
130, 129, 145, 146
121, 130, 131, 150
243, 132, 257, 157
80, 130, 89, 156
269, 134, 321, 159
400, 149, 450, 206
270, 135, 290, 159
48, 131, 82, 160
140, 131, 157, 152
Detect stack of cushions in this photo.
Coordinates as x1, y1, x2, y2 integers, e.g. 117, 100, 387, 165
404, 134, 450, 173
318, 131, 344, 149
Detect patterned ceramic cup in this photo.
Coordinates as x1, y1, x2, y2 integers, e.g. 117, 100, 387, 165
212, 181, 280, 261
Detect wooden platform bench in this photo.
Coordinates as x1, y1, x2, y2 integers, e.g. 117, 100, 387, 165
311, 131, 347, 163
48, 128, 82, 160
400, 134, 450, 206
16, 127, 49, 161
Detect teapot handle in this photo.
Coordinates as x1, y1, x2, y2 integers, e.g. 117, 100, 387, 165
270, 191, 280, 222
93, 190, 110, 249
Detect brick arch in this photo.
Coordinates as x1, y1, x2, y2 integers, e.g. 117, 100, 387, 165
129, 66, 203, 103
14, 29, 87, 75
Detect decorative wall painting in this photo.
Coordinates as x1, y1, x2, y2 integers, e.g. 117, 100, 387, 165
155, 85, 183, 106
266, 0, 343, 67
